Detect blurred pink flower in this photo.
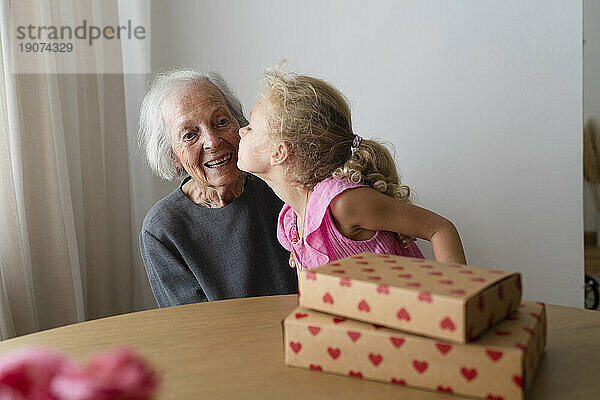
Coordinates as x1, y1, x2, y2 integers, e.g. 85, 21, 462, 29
0, 348, 78, 400
51, 348, 158, 400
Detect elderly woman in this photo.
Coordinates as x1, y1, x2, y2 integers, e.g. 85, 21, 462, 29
138, 69, 297, 307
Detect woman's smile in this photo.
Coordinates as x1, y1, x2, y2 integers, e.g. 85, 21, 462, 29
204, 153, 233, 168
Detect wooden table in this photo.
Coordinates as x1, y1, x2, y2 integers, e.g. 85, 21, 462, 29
0, 295, 598, 399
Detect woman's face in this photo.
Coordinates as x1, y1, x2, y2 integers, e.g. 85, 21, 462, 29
237, 97, 272, 175
164, 82, 241, 188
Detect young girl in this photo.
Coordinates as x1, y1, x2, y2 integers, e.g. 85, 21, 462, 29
237, 70, 466, 270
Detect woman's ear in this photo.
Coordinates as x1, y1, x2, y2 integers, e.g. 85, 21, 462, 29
270, 142, 289, 166
170, 150, 183, 169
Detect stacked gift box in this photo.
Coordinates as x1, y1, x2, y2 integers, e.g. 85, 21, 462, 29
283, 252, 546, 400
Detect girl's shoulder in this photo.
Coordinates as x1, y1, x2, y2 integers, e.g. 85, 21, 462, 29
312, 177, 367, 206
306, 177, 368, 227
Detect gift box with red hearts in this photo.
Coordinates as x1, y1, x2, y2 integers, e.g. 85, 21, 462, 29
284, 301, 546, 400
298, 253, 522, 343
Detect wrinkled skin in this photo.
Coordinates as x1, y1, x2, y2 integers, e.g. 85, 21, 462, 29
162, 81, 244, 207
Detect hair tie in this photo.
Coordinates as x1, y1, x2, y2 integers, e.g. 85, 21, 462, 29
351, 134, 362, 156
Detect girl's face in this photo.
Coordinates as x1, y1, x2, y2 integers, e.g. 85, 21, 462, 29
237, 97, 273, 175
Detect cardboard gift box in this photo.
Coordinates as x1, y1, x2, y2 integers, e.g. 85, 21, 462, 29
284, 301, 546, 400
298, 253, 522, 343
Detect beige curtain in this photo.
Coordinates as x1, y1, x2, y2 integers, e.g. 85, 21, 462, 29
0, 0, 134, 339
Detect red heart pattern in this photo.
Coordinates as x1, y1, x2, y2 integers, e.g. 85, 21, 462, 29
440, 317, 456, 331
523, 326, 535, 336
369, 353, 383, 366
327, 347, 341, 359
288, 304, 543, 400
390, 337, 405, 348
376, 284, 390, 294
358, 300, 370, 312
461, 367, 478, 381
478, 296, 485, 311
436, 343, 452, 355
487, 313, 495, 329
290, 255, 540, 400
332, 318, 346, 324
513, 375, 523, 388
418, 291, 432, 303
339, 277, 351, 287
396, 308, 411, 321
300, 254, 524, 347
530, 312, 541, 321
308, 326, 321, 336
412, 360, 428, 373
505, 302, 513, 317
486, 350, 504, 361
289, 341, 302, 353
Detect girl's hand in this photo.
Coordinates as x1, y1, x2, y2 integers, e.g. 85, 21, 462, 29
330, 187, 466, 265
289, 252, 296, 268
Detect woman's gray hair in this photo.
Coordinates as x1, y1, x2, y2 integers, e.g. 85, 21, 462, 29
138, 69, 248, 180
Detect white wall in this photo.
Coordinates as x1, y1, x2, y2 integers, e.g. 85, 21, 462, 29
125, 0, 583, 307
584, 0, 600, 232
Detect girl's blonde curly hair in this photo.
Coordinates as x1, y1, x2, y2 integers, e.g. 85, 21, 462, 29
262, 70, 416, 248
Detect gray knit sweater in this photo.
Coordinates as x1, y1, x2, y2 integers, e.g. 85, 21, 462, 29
140, 175, 297, 307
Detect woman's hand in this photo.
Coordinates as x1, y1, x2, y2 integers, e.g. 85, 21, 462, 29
330, 187, 467, 265
289, 252, 296, 268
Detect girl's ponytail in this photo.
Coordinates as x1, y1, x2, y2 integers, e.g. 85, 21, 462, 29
332, 139, 416, 248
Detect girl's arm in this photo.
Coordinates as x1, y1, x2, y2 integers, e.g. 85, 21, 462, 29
330, 187, 466, 264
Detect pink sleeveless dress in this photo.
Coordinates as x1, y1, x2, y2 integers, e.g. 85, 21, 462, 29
277, 177, 425, 270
